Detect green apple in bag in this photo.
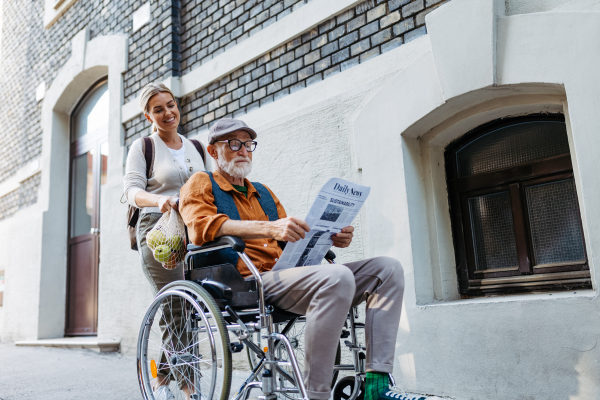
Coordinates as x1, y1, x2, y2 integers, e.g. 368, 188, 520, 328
147, 230, 166, 250
169, 235, 184, 252
154, 245, 171, 263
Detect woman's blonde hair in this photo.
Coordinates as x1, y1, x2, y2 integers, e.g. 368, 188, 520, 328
139, 82, 176, 132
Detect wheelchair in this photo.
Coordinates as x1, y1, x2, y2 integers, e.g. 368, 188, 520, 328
137, 236, 395, 400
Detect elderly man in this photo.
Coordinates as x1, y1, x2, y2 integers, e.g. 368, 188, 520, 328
179, 118, 406, 400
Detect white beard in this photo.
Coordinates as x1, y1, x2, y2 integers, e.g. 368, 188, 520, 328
216, 151, 252, 179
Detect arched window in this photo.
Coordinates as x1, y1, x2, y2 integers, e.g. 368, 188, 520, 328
445, 115, 590, 296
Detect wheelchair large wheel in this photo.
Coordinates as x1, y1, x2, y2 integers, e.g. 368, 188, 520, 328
137, 281, 232, 400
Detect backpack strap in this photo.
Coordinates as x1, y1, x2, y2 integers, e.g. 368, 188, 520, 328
189, 139, 206, 165
142, 136, 154, 178
251, 182, 279, 222
127, 137, 154, 251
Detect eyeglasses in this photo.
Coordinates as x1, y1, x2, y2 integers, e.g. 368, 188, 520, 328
214, 139, 257, 152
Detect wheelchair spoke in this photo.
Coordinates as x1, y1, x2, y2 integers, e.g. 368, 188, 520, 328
138, 285, 231, 400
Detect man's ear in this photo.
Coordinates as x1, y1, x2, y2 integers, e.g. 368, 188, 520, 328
207, 144, 218, 159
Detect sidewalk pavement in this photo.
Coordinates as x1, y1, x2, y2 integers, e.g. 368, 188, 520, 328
0, 342, 448, 400
0, 342, 247, 400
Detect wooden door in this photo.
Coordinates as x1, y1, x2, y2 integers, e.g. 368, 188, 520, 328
65, 80, 108, 336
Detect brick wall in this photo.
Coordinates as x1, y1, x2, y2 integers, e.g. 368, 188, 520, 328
175, 0, 447, 137
0, 0, 183, 214
123, 0, 448, 145
180, 0, 313, 75
0, 173, 41, 221
1, 0, 449, 215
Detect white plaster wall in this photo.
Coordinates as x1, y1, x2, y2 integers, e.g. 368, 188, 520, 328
506, 0, 569, 14
505, 0, 600, 15
3, 1, 600, 399
347, 1, 600, 398
0, 201, 44, 342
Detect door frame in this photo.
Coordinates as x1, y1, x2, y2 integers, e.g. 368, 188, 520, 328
37, 29, 128, 340
65, 78, 108, 336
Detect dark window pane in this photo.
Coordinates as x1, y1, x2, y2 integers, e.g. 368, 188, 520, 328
469, 192, 519, 270
456, 121, 570, 177
526, 179, 585, 266
72, 83, 109, 143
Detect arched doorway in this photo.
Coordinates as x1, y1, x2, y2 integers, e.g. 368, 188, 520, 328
65, 78, 109, 336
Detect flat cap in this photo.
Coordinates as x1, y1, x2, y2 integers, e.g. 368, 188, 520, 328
208, 118, 257, 144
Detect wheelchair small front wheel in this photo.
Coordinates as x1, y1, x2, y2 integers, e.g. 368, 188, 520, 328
333, 376, 364, 400
137, 281, 232, 400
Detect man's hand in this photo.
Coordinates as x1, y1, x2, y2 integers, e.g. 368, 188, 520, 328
332, 226, 354, 248
268, 217, 310, 242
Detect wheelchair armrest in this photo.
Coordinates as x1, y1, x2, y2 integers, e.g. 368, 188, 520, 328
187, 236, 246, 253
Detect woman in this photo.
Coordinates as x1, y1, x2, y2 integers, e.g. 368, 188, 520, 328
124, 82, 207, 400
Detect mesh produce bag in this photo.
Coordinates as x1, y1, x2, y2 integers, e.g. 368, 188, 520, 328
146, 209, 187, 270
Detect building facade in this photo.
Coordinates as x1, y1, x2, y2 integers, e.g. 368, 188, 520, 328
1, 0, 600, 398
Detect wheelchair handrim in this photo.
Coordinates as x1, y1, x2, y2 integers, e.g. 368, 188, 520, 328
137, 289, 218, 400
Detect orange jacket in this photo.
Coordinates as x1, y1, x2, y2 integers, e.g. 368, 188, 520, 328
180, 170, 287, 277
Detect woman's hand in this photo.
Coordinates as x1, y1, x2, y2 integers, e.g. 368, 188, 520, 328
332, 226, 354, 248
157, 195, 178, 213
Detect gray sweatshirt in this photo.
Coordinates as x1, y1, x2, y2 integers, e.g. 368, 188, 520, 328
124, 133, 208, 213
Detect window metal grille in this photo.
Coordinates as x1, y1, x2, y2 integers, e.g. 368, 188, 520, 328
445, 115, 589, 296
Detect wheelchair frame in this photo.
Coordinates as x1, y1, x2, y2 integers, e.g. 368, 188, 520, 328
138, 236, 393, 400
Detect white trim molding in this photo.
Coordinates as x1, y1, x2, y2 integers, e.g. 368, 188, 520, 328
37, 28, 128, 339
121, 0, 364, 123
44, 0, 80, 29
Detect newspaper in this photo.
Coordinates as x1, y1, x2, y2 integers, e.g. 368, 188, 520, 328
272, 178, 370, 271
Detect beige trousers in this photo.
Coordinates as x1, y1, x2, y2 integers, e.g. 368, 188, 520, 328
262, 257, 405, 399
137, 212, 189, 387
